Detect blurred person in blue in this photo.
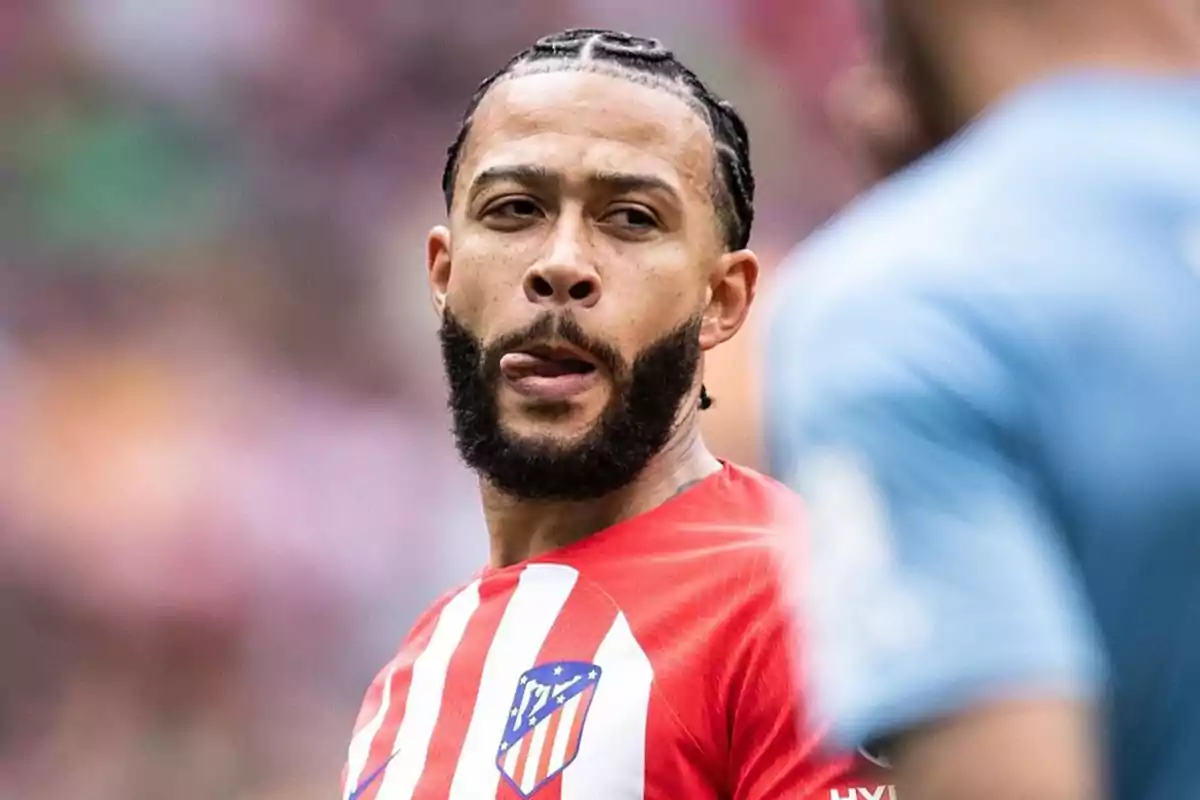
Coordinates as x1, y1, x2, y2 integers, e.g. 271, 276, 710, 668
766, 1, 1200, 799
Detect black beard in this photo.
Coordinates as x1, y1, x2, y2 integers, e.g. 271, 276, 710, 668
439, 309, 702, 501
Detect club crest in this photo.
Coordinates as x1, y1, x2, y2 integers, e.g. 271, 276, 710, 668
496, 661, 602, 797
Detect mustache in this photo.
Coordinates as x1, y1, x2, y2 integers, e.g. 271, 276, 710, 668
482, 312, 624, 378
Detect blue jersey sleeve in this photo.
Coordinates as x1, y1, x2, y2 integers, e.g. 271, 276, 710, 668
767, 281, 1106, 751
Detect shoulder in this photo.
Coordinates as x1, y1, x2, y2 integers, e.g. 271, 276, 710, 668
705, 462, 805, 532
347, 577, 482, 737
770, 80, 1157, 358
647, 464, 802, 635
645, 465, 805, 599
609, 468, 815, 766
396, 575, 484, 650
771, 82, 1099, 330
773, 155, 1009, 343
581, 463, 806, 651
593, 463, 804, 560
563, 464, 813, 642
765, 138, 1059, 446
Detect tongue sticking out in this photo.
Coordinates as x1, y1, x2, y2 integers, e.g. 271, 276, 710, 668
499, 352, 596, 380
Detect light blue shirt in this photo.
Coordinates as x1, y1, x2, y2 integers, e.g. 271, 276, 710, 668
767, 73, 1200, 800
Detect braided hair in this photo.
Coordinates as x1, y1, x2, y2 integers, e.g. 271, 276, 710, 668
441, 28, 755, 252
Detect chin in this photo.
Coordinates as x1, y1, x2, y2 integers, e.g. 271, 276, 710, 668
501, 391, 607, 429
499, 410, 602, 447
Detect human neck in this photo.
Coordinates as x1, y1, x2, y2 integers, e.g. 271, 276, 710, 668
481, 421, 721, 569
914, 0, 1200, 131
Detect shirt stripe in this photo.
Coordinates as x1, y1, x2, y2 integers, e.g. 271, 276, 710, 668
374, 580, 482, 800
520, 714, 551, 794
343, 661, 401, 800
495, 570, 620, 800
346, 603, 448, 800
497, 574, 621, 800
410, 571, 520, 798
502, 731, 523, 778
559, 612, 654, 800
533, 699, 566, 784
548, 692, 582, 776
446, 563, 579, 799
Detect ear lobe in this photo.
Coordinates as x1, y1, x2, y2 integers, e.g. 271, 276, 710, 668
427, 225, 452, 316
699, 249, 759, 351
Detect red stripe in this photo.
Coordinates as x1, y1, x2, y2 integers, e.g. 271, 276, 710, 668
352, 619, 439, 800
344, 667, 387, 797
409, 570, 520, 796
496, 578, 617, 800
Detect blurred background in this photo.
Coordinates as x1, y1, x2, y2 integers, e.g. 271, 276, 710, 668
0, 1, 865, 797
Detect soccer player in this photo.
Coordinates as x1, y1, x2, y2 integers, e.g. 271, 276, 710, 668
766, 2, 1200, 799
341, 28, 889, 800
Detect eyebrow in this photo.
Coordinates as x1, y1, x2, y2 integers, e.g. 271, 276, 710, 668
466, 165, 682, 205
467, 165, 553, 204
591, 170, 680, 201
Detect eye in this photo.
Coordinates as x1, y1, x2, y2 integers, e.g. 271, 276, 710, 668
485, 197, 543, 224
603, 206, 660, 233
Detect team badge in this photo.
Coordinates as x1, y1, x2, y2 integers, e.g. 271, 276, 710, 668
496, 661, 602, 797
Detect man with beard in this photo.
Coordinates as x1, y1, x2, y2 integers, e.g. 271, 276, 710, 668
340, 28, 887, 800
767, 2, 1200, 800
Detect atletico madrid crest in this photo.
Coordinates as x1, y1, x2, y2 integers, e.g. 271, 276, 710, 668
496, 660, 602, 797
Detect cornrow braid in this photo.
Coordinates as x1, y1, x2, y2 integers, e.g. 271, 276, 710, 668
441, 28, 755, 252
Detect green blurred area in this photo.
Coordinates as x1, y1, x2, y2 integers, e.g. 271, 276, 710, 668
9, 100, 234, 263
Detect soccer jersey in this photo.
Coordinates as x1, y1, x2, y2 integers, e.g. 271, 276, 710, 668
341, 463, 890, 800
766, 73, 1200, 800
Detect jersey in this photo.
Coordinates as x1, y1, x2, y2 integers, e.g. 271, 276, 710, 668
766, 73, 1200, 800
341, 463, 892, 800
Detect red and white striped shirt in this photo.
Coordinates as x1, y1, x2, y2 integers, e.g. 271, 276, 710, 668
342, 463, 890, 800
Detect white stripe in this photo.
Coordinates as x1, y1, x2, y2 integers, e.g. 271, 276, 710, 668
374, 581, 481, 800
560, 613, 653, 800
548, 691, 582, 774
447, 563, 579, 799
520, 713, 551, 793
343, 662, 400, 800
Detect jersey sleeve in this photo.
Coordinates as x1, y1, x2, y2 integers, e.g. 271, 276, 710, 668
766, 283, 1106, 751
722, 553, 886, 800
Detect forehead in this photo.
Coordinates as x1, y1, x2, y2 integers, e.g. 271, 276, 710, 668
459, 69, 717, 201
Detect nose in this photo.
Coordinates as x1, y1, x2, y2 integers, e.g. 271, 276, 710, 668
523, 225, 602, 309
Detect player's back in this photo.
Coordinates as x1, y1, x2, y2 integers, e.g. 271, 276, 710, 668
341, 462, 888, 800
772, 74, 1200, 800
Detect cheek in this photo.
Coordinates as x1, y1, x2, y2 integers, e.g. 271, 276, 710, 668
602, 249, 704, 347
446, 237, 533, 328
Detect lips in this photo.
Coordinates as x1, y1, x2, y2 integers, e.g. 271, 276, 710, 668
498, 344, 602, 401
